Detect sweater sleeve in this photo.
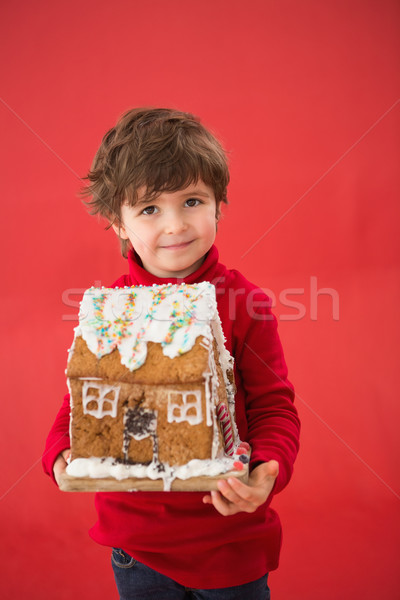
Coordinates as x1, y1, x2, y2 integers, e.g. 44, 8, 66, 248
42, 394, 71, 485
232, 275, 300, 495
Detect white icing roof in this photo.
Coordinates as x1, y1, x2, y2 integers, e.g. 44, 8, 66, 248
75, 282, 220, 372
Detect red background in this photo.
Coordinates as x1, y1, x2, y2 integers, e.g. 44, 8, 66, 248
1, 1, 399, 598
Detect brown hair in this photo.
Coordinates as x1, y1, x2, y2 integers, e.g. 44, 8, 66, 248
80, 107, 230, 257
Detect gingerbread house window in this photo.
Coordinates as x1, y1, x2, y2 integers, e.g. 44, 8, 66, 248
167, 390, 202, 425
82, 380, 119, 419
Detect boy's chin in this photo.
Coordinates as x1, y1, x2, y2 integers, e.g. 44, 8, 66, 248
145, 257, 205, 279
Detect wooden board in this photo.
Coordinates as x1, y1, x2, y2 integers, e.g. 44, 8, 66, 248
58, 463, 249, 492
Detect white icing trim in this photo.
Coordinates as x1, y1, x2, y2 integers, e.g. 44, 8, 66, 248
202, 371, 213, 428
167, 390, 202, 425
210, 316, 239, 449
67, 377, 73, 443
82, 381, 119, 419
66, 455, 244, 491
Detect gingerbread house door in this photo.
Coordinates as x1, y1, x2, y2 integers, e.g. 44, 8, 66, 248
122, 406, 158, 464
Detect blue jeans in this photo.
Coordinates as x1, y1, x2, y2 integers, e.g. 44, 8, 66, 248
111, 548, 271, 600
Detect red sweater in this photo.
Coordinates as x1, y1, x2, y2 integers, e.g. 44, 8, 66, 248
43, 245, 300, 589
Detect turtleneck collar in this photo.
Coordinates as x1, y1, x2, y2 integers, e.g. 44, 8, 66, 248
126, 244, 220, 286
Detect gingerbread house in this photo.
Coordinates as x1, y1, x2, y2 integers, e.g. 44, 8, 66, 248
64, 283, 243, 490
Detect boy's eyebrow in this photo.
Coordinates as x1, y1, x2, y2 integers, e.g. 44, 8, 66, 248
135, 197, 155, 207
135, 189, 211, 206
180, 189, 211, 198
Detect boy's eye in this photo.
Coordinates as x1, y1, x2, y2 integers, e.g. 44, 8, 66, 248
142, 205, 158, 215
185, 198, 201, 207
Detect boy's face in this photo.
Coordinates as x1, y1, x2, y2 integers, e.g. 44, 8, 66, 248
113, 181, 218, 278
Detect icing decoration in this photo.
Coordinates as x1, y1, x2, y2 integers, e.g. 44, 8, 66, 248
88, 290, 138, 357
216, 403, 234, 456
67, 454, 246, 491
76, 283, 218, 372
167, 390, 203, 425
82, 381, 119, 419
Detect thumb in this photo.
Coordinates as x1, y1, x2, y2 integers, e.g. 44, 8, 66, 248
266, 459, 279, 479
250, 460, 279, 485
61, 449, 71, 462
253, 460, 279, 484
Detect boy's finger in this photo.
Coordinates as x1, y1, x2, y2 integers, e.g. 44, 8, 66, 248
210, 490, 237, 516
226, 477, 258, 502
218, 480, 260, 512
217, 480, 247, 506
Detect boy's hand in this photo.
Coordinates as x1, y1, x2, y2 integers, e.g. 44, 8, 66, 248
202, 460, 279, 516
53, 449, 71, 487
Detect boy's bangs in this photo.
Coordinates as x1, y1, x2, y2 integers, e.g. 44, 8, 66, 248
126, 152, 213, 205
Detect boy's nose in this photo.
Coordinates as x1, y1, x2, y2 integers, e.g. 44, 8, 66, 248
163, 211, 187, 234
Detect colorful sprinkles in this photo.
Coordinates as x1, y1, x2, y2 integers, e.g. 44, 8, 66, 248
88, 290, 137, 357
163, 292, 197, 352
79, 284, 211, 371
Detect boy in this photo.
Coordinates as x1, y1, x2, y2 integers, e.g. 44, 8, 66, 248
43, 108, 300, 599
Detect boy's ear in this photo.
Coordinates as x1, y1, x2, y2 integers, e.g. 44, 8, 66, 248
111, 221, 129, 240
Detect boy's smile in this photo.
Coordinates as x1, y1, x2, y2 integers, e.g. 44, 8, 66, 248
113, 181, 219, 278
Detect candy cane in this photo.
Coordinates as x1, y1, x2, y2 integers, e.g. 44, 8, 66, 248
216, 403, 234, 456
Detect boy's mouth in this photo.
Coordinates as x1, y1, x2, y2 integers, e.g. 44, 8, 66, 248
160, 240, 194, 250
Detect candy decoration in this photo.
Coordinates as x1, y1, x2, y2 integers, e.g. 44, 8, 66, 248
236, 447, 247, 455
216, 403, 234, 456
233, 461, 244, 471
239, 441, 250, 451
